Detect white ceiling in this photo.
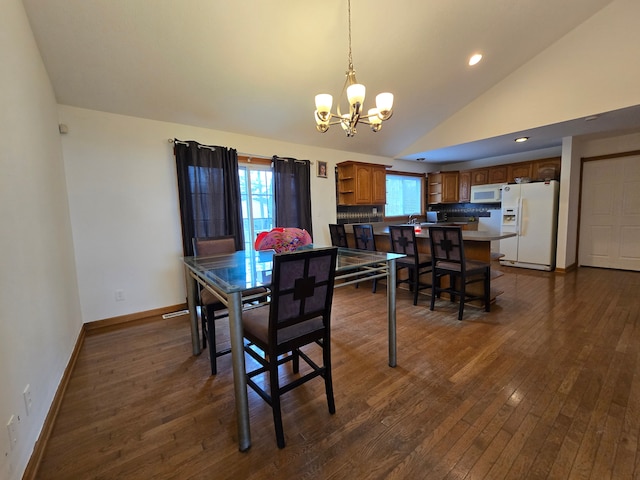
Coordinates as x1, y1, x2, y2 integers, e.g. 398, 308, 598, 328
21, 0, 640, 163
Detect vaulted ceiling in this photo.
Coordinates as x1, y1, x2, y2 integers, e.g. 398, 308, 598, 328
22, 0, 640, 163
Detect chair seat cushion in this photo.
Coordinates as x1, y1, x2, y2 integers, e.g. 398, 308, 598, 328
397, 253, 432, 268
435, 259, 489, 274
242, 305, 324, 346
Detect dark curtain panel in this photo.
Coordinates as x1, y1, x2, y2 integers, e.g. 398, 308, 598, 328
175, 140, 244, 256
273, 156, 313, 237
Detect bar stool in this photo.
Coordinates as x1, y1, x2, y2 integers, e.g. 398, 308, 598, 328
388, 225, 432, 305
428, 226, 491, 320
352, 223, 378, 293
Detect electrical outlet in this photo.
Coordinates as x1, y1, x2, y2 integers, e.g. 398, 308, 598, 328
115, 289, 126, 302
6, 416, 17, 450
23, 385, 32, 416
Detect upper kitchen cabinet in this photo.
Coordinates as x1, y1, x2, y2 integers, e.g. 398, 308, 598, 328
507, 162, 533, 183
371, 166, 387, 204
532, 157, 561, 181
459, 171, 471, 203
428, 171, 459, 204
337, 161, 387, 205
488, 165, 508, 184
470, 168, 489, 185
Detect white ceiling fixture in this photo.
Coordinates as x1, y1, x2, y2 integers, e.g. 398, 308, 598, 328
314, 0, 394, 137
469, 53, 483, 66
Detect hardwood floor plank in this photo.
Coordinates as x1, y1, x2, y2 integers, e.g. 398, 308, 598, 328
33, 266, 640, 480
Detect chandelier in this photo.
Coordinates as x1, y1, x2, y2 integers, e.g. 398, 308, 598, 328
314, 0, 394, 137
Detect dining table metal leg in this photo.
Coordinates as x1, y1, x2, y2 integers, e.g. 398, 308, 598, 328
185, 266, 201, 356
227, 291, 252, 451
387, 258, 397, 367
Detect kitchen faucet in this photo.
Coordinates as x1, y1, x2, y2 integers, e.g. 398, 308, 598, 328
408, 213, 419, 224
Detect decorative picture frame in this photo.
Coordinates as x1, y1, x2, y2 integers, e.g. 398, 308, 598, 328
317, 161, 328, 178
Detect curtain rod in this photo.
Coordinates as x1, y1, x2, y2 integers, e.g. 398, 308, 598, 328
169, 139, 314, 164
168, 139, 215, 151
273, 156, 314, 165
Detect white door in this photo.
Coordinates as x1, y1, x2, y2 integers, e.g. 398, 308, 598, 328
579, 155, 640, 271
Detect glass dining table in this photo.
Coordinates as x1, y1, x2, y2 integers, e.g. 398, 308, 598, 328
182, 246, 404, 451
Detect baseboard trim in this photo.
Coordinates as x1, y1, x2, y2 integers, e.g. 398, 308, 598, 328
555, 264, 577, 274
23, 303, 188, 479
22, 325, 86, 480
84, 303, 188, 332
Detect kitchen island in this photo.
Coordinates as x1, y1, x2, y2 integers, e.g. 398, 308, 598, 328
344, 223, 517, 304
344, 223, 515, 263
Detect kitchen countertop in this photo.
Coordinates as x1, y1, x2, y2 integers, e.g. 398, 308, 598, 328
372, 225, 516, 242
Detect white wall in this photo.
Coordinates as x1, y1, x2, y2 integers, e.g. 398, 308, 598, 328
58, 106, 402, 324
0, 1, 83, 478
579, 131, 640, 158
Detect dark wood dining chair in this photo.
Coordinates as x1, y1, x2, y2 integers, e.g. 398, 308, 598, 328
241, 247, 338, 448
329, 224, 348, 247
388, 225, 432, 305
352, 223, 378, 293
192, 236, 267, 375
428, 226, 491, 320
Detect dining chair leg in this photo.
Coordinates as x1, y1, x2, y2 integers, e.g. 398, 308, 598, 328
430, 271, 437, 311
205, 308, 218, 375
270, 361, 286, 448
484, 270, 491, 312
323, 344, 336, 414
458, 282, 465, 320
292, 349, 300, 374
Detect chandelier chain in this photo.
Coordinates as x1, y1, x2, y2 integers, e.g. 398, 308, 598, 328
347, 0, 353, 70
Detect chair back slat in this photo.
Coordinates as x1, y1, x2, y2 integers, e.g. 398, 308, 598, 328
353, 224, 376, 251
328, 224, 348, 247
193, 236, 237, 256
389, 225, 418, 258
269, 247, 338, 343
429, 227, 464, 265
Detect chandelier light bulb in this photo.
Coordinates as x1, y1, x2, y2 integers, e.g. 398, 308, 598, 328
376, 93, 394, 119
315, 94, 333, 122
346, 84, 366, 108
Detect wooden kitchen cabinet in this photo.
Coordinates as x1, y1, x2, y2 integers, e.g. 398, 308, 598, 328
459, 170, 471, 202
337, 161, 387, 205
488, 166, 508, 184
470, 169, 489, 185
532, 157, 561, 181
372, 166, 387, 204
428, 171, 459, 204
508, 162, 533, 183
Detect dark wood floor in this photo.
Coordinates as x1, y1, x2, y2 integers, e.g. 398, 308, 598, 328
35, 264, 640, 479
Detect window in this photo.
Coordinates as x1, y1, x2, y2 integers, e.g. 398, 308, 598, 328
239, 164, 274, 251
386, 173, 423, 217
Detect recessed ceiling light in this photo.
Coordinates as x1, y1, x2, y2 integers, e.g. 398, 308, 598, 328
514, 136, 529, 143
469, 53, 483, 66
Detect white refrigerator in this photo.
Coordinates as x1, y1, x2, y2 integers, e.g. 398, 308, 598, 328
500, 180, 559, 271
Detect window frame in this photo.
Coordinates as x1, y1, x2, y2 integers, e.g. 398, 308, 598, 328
384, 171, 426, 221
238, 156, 274, 251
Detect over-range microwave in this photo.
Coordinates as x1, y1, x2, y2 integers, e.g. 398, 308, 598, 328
470, 183, 504, 203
